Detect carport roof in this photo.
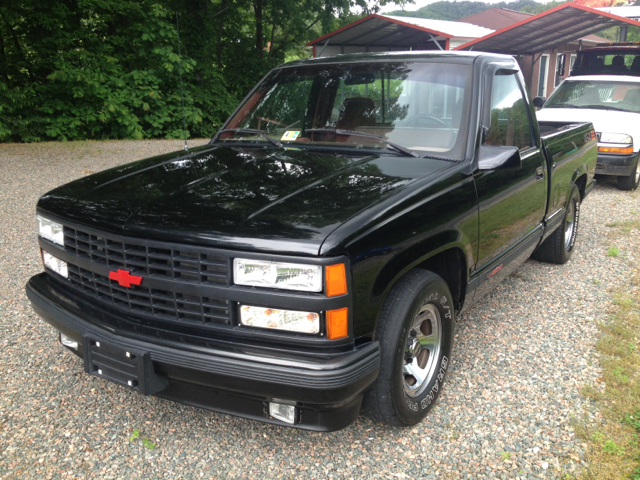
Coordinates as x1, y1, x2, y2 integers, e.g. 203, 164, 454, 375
455, 3, 640, 55
306, 14, 493, 48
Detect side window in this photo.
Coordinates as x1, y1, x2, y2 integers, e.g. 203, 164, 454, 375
485, 72, 534, 151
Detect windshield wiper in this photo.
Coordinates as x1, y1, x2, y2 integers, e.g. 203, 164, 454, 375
306, 128, 419, 158
213, 128, 283, 148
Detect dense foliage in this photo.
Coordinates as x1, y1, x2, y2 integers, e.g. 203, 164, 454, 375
0, 0, 405, 142
1, 0, 634, 142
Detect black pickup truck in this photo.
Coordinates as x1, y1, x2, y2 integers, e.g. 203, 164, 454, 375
26, 51, 597, 431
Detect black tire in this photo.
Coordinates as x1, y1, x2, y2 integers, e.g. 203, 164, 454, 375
362, 269, 455, 427
531, 185, 581, 264
617, 157, 640, 191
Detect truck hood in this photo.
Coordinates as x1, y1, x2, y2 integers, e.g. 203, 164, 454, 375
38, 145, 453, 255
536, 107, 640, 152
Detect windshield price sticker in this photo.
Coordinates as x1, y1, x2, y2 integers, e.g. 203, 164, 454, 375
281, 131, 301, 141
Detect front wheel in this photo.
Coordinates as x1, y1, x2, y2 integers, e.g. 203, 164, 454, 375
531, 185, 581, 264
362, 269, 455, 427
617, 157, 640, 191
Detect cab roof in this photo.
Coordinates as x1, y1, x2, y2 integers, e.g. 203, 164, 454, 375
281, 50, 512, 68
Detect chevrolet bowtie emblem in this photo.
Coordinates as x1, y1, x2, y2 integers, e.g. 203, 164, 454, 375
108, 269, 143, 288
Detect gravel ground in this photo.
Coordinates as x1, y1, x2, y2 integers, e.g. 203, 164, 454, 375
1, 139, 639, 479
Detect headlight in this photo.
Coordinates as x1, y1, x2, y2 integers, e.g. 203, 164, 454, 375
240, 305, 320, 334
42, 250, 68, 278
598, 132, 633, 144
37, 214, 64, 245
234, 259, 322, 292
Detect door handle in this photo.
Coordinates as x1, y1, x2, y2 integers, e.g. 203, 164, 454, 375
536, 166, 544, 181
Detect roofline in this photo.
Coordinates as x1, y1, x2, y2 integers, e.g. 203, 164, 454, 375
306, 14, 453, 47
285, 49, 486, 65
582, 43, 640, 49
454, 2, 640, 52
499, 7, 533, 16
561, 74, 640, 82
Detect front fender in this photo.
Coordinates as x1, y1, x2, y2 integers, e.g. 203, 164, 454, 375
338, 172, 478, 338
372, 231, 462, 298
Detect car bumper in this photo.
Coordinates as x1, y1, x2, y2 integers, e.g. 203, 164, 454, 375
596, 152, 639, 176
26, 273, 380, 431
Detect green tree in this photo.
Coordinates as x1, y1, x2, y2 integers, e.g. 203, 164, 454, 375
0, 0, 409, 142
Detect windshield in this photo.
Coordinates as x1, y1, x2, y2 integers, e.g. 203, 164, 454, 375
574, 51, 640, 76
217, 62, 472, 158
544, 80, 640, 113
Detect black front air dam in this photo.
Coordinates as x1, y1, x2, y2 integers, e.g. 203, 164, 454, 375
26, 274, 380, 431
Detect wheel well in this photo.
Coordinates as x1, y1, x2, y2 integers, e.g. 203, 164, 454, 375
415, 248, 466, 312
575, 173, 587, 200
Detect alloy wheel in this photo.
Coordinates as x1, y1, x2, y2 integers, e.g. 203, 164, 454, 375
402, 303, 442, 397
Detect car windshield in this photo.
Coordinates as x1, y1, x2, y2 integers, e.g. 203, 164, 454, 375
544, 80, 640, 114
575, 51, 640, 76
217, 61, 472, 158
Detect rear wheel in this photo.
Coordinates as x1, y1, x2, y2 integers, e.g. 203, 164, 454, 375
531, 185, 581, 264
362, 269, 455, 427
617, 157, 640, 191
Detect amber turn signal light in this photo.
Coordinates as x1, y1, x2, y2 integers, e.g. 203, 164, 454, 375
327, 308, 348, 340
325, 264, 347, 297
598, 146, 633, 154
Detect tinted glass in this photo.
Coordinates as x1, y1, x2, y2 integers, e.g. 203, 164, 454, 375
545, 80, 640, 113
485, 72, 533, 151
221, 62, 472, 158
576, 51, 640, 76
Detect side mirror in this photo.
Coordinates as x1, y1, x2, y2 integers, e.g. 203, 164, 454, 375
478, 145, 521, 171
532, 96, 546, 109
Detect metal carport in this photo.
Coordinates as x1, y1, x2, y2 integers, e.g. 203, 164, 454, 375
307, 14, 493, 57
455, 3, 640, 54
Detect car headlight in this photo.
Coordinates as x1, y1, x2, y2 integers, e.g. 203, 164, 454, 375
240, 305, 320, 334
233, 259, 322, 292
37, 214, 64, 245
42, 250, 68, 278
598, 132, 633, 144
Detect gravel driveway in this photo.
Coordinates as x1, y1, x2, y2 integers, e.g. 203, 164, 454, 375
1, 140, 638, 479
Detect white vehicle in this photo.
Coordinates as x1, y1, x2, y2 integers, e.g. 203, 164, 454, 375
536, 75, 640, 190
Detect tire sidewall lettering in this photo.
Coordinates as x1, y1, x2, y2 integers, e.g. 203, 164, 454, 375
570, 200, 580, 249
398, 287, 454, 417
419, 355, 448, 410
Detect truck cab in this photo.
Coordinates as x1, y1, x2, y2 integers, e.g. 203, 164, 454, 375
571, 42, 640, 77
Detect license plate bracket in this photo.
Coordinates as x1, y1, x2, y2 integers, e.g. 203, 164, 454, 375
83, 336, 167, 395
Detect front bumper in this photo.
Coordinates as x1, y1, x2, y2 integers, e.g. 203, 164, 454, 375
26, 273, 380, 431
596, 152, 639, 176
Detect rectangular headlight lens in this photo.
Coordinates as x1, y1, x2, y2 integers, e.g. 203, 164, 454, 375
240, 305, 320, 334
37, 215, 64, 245
234, 259, 322, 292
42, 250, 68, 278
598, 132, 633, 144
